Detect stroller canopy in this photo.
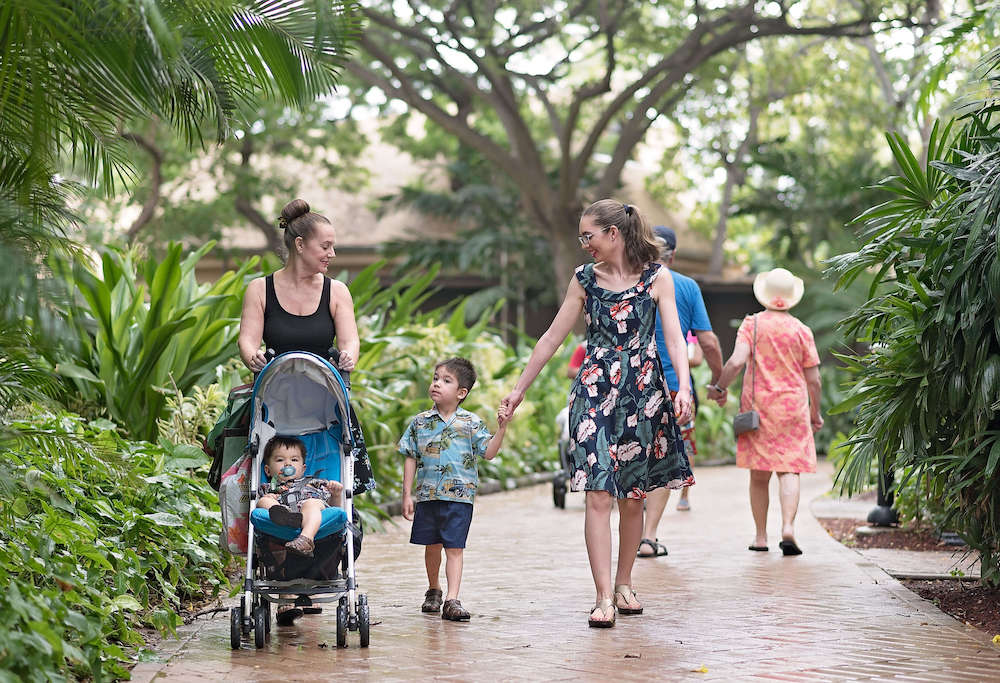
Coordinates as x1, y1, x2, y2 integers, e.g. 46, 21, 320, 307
251, 352, 350, 437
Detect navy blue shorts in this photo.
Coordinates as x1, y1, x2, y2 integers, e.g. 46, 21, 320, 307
410, 500, 473, 549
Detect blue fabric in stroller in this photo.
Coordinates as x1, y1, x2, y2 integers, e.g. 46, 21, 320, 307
229, 351, 371, 649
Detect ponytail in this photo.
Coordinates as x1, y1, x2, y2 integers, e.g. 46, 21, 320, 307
582, 199, 659, 269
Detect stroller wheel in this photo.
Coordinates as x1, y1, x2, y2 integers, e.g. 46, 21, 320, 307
253, 605, 267, 649
336, 596, 348, 648
264, 600, 271, 634
229, 607, 242, 650
552, 474, 567, 509
358, 594, 370, 648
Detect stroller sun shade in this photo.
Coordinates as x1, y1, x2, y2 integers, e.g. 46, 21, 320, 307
252, 353, 350, 436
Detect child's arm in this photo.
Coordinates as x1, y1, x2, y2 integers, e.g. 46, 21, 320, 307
402, 456, 417, 520
483, 421, 508, 461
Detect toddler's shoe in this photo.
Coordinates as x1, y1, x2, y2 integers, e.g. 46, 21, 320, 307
268, 505, 303, 528
421, 588, 443, 613
441, 598, 470, 622
285, 534, 315, 557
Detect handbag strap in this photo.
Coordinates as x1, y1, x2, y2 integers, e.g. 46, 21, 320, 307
749, 314, 758, 409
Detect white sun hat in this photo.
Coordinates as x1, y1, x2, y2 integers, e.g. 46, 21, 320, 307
753, 268, 804, 311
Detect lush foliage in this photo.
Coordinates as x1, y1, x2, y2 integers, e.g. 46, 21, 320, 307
0, 412, 227, 681
50, 243, 257, 441
829, 49, 1000, 586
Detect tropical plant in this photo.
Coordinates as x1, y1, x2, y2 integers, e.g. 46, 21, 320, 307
52, 242, 259, 441
829, 48, 1000, 586
0, 412, 228, 681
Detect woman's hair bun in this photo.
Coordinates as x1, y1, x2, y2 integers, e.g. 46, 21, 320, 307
280, 198, 310, 223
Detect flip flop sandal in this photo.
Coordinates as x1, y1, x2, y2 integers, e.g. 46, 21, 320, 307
275, 605, 303, 626
588, 598, 616, 628
421, 588, 443, 613
268, 505, 303, 528
441, 599, 470, 622
676, 499, 691, 511
748, 545, 769, 552
779, 540, 803, 556
637, 538, 668, 557
614, 585, 643, 615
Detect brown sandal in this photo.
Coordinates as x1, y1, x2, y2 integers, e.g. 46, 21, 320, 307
285, 534, 315, 557
441, 598, 470, 622
421, 588, 443, 613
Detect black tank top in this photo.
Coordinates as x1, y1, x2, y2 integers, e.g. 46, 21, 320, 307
262, 274, 336, 358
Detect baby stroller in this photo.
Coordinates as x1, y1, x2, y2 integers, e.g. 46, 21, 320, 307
227, 350, 369, 649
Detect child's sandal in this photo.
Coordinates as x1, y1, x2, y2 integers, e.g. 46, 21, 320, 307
421, 588, 443, 613
285, 534, 315, 557
614, 585, 643, 615
588, 598, 616, 628
441, 599, 470, 622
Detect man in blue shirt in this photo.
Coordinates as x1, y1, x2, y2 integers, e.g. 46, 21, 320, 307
638, 226, 723, 557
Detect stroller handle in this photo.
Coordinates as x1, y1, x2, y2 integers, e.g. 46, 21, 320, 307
327, 346, 351, 388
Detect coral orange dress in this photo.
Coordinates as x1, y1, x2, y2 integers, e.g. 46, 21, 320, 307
735, 311, 820, 473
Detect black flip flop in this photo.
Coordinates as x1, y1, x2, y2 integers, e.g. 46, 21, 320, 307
748, 545, 769, 552
779, 540, 803, 556
295, 594, 322, 615
637, 538, 668, 557
275, 606, 303, 626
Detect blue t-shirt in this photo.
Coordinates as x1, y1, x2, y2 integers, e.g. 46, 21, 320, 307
655, 269, 712, 391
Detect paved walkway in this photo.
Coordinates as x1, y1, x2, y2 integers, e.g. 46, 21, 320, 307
134, 463, 1000, 681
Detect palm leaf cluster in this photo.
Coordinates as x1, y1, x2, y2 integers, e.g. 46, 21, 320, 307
0, 0, 361, 322
829, 48, 1000, 586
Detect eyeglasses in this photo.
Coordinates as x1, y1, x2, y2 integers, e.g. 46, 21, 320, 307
578, 227, 611, 246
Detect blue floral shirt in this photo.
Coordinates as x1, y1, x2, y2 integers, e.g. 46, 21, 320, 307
398, 407, 492, 504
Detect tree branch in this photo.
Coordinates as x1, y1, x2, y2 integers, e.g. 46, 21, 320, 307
234, 136, 282, 254
121, 132, 162, 243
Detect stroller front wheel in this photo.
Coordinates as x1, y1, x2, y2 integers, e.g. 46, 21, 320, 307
253, 604, 268, 649
358, 594, 370, 648
336, 596, 349, 648
229, 607, 242, 650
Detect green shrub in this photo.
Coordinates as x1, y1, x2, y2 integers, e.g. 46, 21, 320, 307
829, 49, 1000, 586
51, 242, 258, 441
0, 412, 227, 681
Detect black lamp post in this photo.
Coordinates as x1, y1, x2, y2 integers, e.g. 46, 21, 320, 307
867, 457, 899, 526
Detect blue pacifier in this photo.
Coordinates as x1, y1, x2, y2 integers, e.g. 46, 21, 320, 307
280, 465, 297, 477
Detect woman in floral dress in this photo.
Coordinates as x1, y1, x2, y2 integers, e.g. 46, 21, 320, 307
500, 199, 694, 628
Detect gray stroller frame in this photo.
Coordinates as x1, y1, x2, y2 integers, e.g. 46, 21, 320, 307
229, 351, 369, 649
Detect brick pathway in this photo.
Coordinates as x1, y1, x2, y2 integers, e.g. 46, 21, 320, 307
134, 463, 1000, 681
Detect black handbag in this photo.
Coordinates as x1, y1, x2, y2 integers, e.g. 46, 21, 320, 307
733, 315, 760, 436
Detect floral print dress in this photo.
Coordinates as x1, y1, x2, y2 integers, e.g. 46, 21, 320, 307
568, 262, 694, 499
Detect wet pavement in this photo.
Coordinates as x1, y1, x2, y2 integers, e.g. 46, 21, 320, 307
133, 463, 1000, 681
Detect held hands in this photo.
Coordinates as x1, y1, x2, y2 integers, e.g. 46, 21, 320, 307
706, 383, 728, 406
499, 390, 524, 425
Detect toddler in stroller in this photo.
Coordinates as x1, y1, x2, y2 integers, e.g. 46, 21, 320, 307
256, 435, 344, 557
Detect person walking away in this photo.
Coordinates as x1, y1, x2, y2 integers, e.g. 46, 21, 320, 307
499, 199, 694, 628
707, 268, 822, 555
638, 226, 723, 556
400, 357, 509, 622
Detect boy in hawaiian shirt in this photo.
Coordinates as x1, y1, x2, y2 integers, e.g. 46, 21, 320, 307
399, 357, 508, 621
256, 435, 343, 558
